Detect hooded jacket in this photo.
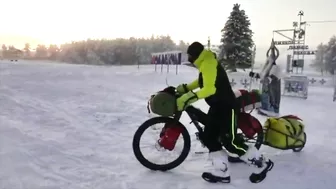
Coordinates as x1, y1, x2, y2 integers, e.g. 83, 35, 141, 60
186, 50, 237, 107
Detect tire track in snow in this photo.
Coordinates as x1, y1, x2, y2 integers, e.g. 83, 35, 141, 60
1, 81, 150, 188
0, 87, 134, 188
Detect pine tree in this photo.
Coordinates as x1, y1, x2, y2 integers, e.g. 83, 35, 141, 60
313, 36, 336, 75
312, 43, 328, 75
324, 35, 336, 75
219, 3, 254, 71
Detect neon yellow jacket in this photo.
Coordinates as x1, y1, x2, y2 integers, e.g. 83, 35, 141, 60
186, 50, 217, 99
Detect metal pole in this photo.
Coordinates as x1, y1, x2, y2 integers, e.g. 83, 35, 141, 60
306, 20, 336, 24
302, 22, 307, 74
249, 45, 256, 91
160, 55, 163, 73
167, 54, 170, 73
297, 13, 302, 74
154, 55, 157, 72
273, 29, 296, 32
176, 52, 181, 75
291, 24, 296, 74
274, 31, 294, 41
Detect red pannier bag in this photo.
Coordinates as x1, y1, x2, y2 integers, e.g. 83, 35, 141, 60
237, 112, 263, 139
235, 89, 262, 113
159, 126, 183, 151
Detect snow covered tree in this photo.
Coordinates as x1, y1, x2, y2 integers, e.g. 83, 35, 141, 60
324, 36, 336, 75
24, 43, 31, 58
35, 44, 48, 58
48, 44, 60, 60
312, 43, 328, 75
219, 3, 254, 71
313, 36, 336, 75
1, 44, 7, 58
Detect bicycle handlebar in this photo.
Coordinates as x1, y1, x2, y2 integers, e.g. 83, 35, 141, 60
147, 86, 192, 116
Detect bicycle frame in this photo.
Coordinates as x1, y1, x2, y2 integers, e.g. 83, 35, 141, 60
170, 106, 210, 147
173, 106, 205, 132
172, 105, 260, 147
156, 87, 259, 147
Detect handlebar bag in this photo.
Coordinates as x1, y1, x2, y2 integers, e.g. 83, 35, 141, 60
149, 91, 176, 117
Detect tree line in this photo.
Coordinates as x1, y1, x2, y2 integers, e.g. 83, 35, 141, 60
1, 36, 189, 65
312, 35, 336, 75
2, 1, 335, 75
0, 3, 257, 71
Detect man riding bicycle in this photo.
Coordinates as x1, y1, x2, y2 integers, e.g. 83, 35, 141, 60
175, 41, 274, 183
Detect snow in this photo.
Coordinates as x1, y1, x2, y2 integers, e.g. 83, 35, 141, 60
0, 60, 336, 189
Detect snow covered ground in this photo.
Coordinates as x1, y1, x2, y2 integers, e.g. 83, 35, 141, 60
0, 60, 335, 189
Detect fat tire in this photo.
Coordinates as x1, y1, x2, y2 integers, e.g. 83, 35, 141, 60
132, 117, 191, 171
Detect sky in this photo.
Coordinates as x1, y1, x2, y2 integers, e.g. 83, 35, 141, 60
1, 0, 336, 62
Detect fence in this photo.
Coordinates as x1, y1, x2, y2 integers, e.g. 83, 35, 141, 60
151, 51, 183, 74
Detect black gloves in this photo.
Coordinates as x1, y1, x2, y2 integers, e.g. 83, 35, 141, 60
176, 84, 189, 94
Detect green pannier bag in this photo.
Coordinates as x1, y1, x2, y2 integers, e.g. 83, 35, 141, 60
148, 91, 176, 117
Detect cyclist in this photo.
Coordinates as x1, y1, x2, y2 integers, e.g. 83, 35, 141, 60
175, 41, 273, 183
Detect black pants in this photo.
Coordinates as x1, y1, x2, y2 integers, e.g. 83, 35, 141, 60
187, 105, 248, 156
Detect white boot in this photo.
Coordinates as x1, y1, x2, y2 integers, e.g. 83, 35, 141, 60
240, 145, 275, 183
202, 150, 230, 183
240, 145, 269, 174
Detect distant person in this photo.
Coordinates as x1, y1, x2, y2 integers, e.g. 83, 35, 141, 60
249, 50, 282, 117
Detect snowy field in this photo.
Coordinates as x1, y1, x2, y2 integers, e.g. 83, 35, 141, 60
1, 60, 336, 189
